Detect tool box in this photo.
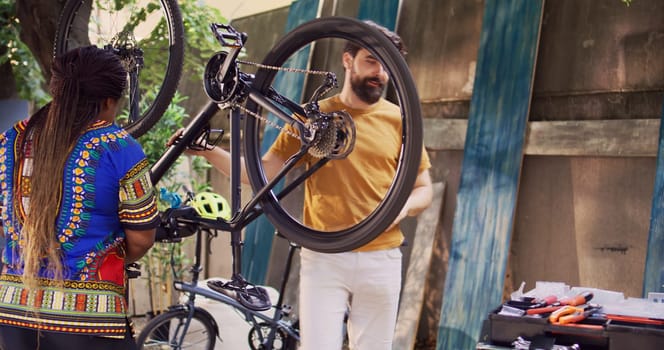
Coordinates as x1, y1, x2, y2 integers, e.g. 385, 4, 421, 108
479, 283, 664, 349
481, 304, 664, 349
482, 311, 608, 349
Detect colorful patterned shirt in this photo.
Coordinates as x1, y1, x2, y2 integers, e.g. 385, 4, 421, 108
0, 119, 159, 337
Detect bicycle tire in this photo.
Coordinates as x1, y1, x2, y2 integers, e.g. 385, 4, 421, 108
54, 0, 184, 138
136, 307, 217, 350
243, 17, 423, 253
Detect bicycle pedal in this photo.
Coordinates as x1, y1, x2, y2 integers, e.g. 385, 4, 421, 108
210, 23, 246, 48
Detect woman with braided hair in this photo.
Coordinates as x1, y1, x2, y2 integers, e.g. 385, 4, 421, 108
0, 46, 159, 349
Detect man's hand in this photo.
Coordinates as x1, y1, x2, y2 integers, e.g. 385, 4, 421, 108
386, 169, 433, 231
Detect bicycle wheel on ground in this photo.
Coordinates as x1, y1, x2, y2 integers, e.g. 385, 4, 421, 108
248, 322, 295, 350
54, 0, 184, 138
136, 308, 217, 350
242, 17, 423, 253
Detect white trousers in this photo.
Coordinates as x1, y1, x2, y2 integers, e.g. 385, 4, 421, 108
298, 248, 402, 350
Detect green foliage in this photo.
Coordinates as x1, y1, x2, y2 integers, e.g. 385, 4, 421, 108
138, 0, 226, 89
179, 1, 227, 78
621, 0, 633, 6
0, 0, 48, 104
2, 0, 226, 108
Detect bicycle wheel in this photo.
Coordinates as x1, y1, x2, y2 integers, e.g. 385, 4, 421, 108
248, 322, 293, 350
136, 308, 217, 350
243, 17, 423, 253
54, 0, 184, 138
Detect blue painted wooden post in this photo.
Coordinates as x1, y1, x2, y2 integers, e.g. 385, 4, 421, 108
436, 1, 544, 349
241, 0, 320, 284
644, 99, 664, 295
357, 0, 399, 30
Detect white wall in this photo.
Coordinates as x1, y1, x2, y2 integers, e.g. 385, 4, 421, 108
205, 0, 292, 20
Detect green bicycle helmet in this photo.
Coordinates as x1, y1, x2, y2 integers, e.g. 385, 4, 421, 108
191, 192, 232, 220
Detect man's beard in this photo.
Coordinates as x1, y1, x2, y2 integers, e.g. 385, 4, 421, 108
350, 75, 385, 105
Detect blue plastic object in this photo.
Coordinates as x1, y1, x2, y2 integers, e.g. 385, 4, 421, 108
160, 187, 183, 209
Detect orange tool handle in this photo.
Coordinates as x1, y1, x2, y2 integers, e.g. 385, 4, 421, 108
526, 305, 563, 315
606, 314, 664, 326
539, 295, 558, 305
560, 291, 593, 306
549, 306, 583, 323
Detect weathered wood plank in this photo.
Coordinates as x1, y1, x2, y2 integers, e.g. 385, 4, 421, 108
436, 1, 544, 349
644, 100, 664, 295
424, 118, 660, 157
393, 182, 446, 350
423, 118, 468, 151
527, 119, 659, 157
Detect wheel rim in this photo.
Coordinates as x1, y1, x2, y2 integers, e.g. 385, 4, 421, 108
248, 323, 286, 350
138, 311, 214, 349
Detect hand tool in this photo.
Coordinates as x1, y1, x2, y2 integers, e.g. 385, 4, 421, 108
549, 304, 602, 325
526, 292, 593, 315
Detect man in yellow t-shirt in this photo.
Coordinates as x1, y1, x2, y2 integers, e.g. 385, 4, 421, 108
177, 21, 432, 350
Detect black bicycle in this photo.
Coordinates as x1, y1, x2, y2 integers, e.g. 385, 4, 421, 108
55, 1, 423, 348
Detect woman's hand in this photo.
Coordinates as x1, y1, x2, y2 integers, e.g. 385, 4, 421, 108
166, 128, 203, 156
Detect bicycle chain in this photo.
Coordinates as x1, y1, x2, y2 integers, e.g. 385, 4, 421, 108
233, 103, 301, 140
229, 59, 333, 140
237, 59, 331, 76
